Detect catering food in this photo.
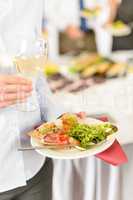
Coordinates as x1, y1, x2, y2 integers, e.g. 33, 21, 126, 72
106, 20, 131, 36
29, 113, 118, 150
111, 20, 127, 29
81, 6, 101, 18
44, 54, 128, 93
69, 54, 127, 78
44, 61, 60, 77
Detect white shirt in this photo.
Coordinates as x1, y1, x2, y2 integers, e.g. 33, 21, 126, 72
0, 0, 44, 54
83, 0, 110, 27
0, 0, 66, 193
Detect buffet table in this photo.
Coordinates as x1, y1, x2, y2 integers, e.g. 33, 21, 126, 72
52, 51, 133, 200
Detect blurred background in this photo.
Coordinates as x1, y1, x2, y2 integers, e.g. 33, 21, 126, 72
42, 0, 133, 95
41, 1, 133, 200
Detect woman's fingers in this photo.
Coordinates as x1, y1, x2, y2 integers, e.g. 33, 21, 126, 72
0, 92, 31, 102
0, 84, 32, 93
0, 101, 16, 108
0, 98, 28, 108
0, 75, 32, 85
0, 75, 33, 108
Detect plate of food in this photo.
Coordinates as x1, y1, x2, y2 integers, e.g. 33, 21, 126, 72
29, 113, 118, 159
106, 20, 131, 37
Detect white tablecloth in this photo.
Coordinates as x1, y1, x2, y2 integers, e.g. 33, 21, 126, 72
53, 144, 133, 200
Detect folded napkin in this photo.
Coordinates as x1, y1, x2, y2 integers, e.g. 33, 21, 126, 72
95, 116, 128, 166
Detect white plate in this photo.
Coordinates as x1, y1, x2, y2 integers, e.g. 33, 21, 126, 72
31, 118, 117, 160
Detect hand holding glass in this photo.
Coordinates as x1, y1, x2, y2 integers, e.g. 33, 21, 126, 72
13, 38, 48, 111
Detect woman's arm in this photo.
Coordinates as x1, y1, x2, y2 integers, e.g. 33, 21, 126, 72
107, 0, 121, 23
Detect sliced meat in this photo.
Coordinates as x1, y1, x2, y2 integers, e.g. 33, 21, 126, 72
44, 133, 70, 145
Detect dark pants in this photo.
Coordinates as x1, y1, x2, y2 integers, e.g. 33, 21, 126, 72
0, 159, 53, 200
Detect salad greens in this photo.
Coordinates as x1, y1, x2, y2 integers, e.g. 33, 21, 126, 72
68, 123, 117, 149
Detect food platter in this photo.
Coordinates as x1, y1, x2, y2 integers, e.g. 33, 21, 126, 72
30, 116, 117, 160
68, 54, 128, 79
44, 54, 129, 94
31, 132, 116, 160
106, 21, 131, 37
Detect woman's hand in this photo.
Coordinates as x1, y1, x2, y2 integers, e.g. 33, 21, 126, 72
105, 0, 120, 26
0, 75, 32, 108
65, 25, 84, 40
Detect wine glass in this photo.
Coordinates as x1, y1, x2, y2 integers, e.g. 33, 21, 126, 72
13, 37, 48, 112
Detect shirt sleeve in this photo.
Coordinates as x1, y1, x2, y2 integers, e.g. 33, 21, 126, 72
36, 74, 69, 122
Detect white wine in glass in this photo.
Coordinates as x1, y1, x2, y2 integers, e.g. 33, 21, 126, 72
15, 55, 47, 76
13, 38, 48, 112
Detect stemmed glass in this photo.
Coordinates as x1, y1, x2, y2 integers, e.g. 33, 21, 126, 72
13, 37, 48, 112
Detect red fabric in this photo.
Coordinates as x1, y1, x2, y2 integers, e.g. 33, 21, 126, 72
96, 140, 128, 166
95, 116, 128, 166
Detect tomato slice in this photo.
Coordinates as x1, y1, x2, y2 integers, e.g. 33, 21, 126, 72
44, 133, 70, 145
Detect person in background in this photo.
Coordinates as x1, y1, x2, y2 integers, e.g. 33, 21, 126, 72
61, 0, 99, 54
45, 0, 110, 56
107, 0, 133, 50
44, 0, 81, 58
71, 0, 110, 55
65, 0, 108, 38
65, 0, 87, 40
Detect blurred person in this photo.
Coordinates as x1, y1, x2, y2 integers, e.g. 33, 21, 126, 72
106, 0, 120, 24
44, 0, 80, 38
45, 0, 111, 56
45, 0, 98, 55
68, 0, 112, 56
65, 0, 106, 38
44, 0, 81, 58
107, 0, 133, 50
